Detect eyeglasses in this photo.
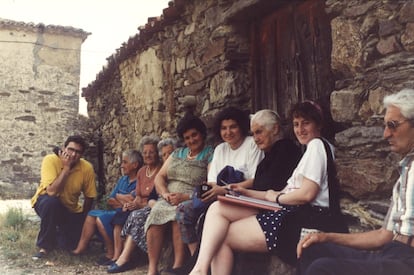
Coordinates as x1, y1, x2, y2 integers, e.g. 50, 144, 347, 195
384, 119, 409, 131
66, 147, 83, 155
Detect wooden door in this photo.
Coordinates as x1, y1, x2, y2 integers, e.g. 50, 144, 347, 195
251, 0, 333, 124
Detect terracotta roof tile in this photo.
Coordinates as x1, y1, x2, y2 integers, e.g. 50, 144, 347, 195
0, 18, 90, 41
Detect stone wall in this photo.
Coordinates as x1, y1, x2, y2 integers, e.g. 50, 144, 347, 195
327, 1, 414, 202
0, 19, 89, 198
84, 0, 253, 191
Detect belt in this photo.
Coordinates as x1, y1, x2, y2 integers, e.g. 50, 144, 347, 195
393, 233, 414, 247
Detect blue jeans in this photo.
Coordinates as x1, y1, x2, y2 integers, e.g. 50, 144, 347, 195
34, 195, 85, 251
298, 241, 414, 275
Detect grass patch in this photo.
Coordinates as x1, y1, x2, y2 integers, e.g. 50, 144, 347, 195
0, 207, 107, 272
4, 207, 25, 230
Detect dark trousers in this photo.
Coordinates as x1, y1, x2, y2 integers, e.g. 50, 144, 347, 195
297, 241, 414, 275
34, 194, 85, 251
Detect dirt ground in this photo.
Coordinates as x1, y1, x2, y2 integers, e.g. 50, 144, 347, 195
0, 199, 149, 275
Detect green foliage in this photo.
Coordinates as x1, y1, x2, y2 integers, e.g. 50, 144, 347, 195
4, 207, 25, 230
0, 207, 104, 271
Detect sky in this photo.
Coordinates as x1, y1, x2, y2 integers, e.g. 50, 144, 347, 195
0, 0, 171, 115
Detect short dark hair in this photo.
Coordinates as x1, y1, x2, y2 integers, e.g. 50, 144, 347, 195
213, 107, 250, 141
64, 135, 87, 152
290, 101, 324, 129
176, 114, 207, 140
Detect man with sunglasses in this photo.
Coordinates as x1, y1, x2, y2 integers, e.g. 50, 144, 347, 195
296, 88, 414, 275
31, 135, 97, 260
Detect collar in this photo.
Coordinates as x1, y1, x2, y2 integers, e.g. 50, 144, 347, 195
399, 149, 414, 168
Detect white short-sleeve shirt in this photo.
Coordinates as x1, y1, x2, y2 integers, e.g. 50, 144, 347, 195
285, 138, 332, 207
207, 136, 264, 183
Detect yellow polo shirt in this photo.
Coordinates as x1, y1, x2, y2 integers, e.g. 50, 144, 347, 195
31, 154, 97, 213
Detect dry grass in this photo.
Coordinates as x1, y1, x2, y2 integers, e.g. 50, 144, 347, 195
0, 207, 103, 270
0, 207, 148, 274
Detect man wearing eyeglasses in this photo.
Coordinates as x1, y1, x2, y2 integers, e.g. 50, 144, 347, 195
31, 135, 97, 260
296, 88, 414, 275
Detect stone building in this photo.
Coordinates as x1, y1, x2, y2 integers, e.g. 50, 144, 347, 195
83, 0, 414, 203
82, 1, 414, 272
0, 18, 89, 198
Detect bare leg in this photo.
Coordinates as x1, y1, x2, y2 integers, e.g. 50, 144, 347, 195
189, 201, 258, 275
71, 215, 97, 254
211, 215, 267, 275
114, 235, 136, 266
96, 218, 114, 259
146, 224, 166, 275
112, 224, 123, 260
171, 221, 186, 268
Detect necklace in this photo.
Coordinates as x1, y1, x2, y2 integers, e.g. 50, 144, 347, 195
146, 166, 157, 178
187, 149, 199, 160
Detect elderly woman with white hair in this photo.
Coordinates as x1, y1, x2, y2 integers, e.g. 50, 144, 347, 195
107, 137, 177, 273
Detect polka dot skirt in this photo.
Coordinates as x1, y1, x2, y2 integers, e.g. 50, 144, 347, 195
256, 206, 298, 251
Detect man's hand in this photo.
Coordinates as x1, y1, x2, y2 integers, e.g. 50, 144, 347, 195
46, 149, 76, 196
297, 232, 325, 258
59, 149, 76, 170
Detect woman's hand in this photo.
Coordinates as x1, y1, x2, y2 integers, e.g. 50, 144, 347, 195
201, 183, 227, 202
265, 190, 279, 202
123, 201, 136, 211
229, 184, 247, 195
164, 192, 188, 205
161, 192, 171, 202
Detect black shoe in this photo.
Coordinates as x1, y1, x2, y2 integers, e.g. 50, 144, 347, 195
32, 251, 47, 260
96, 256, 114, 266
107, 262, 131, 273
177, 251, 198, 275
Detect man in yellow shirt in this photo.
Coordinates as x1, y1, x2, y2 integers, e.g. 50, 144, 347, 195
31, 135, 97, 259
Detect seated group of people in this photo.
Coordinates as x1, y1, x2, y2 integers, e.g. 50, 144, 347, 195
31, 88, 414, 275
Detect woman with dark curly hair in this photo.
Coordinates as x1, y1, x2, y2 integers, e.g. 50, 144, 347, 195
175, 106, 264, 272
145, 114, 214, 275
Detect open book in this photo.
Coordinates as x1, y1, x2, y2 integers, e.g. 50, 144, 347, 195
218, 194, 281, 211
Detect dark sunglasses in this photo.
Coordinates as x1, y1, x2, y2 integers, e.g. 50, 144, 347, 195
384, 119, 408, 131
